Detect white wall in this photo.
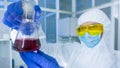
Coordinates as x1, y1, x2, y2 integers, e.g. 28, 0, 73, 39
0, 41, 11, 68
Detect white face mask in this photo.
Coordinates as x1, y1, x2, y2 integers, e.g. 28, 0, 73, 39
79, 33, 101, 48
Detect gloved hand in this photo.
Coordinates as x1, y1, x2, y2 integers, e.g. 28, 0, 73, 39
2, 1, 41, 35
19, 50, 60, 68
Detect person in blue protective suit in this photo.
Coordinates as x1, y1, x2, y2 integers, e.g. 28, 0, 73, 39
2, 0, 60, 68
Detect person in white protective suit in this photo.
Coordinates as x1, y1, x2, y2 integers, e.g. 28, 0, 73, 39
3, 0, 116, 67
40, 8, 116, 68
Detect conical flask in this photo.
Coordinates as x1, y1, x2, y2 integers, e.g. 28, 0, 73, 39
12, 0, 41, 52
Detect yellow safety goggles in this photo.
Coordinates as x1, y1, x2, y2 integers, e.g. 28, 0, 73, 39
76, 23, 104, 36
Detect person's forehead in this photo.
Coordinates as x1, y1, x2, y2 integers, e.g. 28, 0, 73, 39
80, 21, 99, 26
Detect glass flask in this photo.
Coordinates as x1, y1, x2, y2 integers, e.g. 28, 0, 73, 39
12, 0, 41, 52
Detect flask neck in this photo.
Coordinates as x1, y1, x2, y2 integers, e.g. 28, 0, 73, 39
22, 0, 36, 23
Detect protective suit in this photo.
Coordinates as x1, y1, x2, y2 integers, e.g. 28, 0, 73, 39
2, 0, 116, 67
41, 8, 116, 68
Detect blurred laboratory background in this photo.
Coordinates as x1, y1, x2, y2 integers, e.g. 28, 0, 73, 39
0, 0, 120, 68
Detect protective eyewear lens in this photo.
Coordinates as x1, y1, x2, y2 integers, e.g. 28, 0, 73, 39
76, 23, 104, 36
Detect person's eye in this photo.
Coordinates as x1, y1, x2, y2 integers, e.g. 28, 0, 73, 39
81, 27, 86, 30
77, 28, 80, 31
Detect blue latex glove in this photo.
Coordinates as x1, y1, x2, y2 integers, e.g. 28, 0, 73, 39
19, 50, 60, 68
2, 1, 41, 35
